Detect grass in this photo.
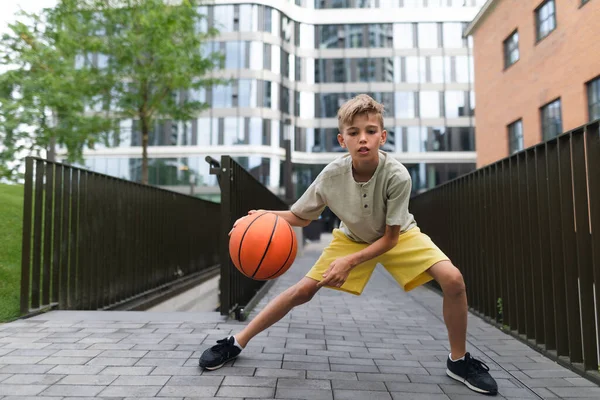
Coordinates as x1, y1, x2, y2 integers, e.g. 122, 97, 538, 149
0, 183, 23, 323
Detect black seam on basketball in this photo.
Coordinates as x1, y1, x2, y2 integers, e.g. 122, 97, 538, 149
251, 215, 278, 278
265, 222, 295, 279
238, 212, 269, 276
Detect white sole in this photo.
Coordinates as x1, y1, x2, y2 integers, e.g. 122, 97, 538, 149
446, 368, 496, 395
201, 356, 238, 371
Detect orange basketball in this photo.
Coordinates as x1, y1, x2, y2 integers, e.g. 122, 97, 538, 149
229, 212, 298, 280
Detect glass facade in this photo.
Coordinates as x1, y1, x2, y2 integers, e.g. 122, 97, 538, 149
76, 1, 480, 196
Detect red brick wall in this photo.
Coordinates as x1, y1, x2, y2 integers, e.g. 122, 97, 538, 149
471, 0, 600, 167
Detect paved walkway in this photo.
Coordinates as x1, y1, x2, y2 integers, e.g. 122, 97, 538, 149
1, 234, 599, 399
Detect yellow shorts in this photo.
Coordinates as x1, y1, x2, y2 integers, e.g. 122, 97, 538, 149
306, 227, 450, 295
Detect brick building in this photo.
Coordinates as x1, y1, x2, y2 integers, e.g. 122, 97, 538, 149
465, 0, 600, 167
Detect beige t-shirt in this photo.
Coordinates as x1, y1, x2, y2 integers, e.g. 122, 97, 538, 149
291, 150, 417, 244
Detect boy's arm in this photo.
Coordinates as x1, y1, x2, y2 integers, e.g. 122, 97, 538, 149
249, 209, 311, 227
317, 224, 400, 288
229, 210, 310, 235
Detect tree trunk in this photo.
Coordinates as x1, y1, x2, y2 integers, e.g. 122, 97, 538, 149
141, 116, 149, 184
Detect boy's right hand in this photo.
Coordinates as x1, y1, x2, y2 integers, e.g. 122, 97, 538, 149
228, 209, 265, 236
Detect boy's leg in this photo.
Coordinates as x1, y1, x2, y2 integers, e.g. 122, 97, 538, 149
379, 228, 497, 395
200, 229, 377, 371
236, 277, 321, 347
426, 260, 467, 360
199, 277, 320, 370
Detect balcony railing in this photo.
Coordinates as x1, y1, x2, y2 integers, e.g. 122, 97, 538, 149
20, 157, 220, 315
411, 120, 600, 383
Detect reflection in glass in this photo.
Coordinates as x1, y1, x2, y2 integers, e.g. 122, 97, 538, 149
419, 92, 440, 118
393, 23, 414, 48
213, 5, 234, 32
418, 23, 438, 48
442, 23, 465, 48
394, 92, 415, 118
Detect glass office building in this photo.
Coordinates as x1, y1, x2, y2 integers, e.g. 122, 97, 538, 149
67, 0, 485, 199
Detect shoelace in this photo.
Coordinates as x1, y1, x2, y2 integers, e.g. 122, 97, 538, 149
465, 354, 490, 377
213, 337, 233, 350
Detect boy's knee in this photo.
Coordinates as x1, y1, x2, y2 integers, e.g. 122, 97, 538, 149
290, 280, 318, 304
438, 264, 465, 297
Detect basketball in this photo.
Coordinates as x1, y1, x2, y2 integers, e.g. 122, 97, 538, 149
229, 212, 298, 280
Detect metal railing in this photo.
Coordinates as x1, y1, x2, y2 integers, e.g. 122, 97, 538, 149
208, 156, 289, 319
20, 157, 220, 315
411, 120, 600, 383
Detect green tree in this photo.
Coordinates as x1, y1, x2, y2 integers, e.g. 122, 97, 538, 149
55, 0, 223, 184
0, 8, 113, 182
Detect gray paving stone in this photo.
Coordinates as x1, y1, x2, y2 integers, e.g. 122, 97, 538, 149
2, 374, 64, 385
41, 384, 105, 397
39, 356, 93, 365
0, 384, 48, 396
391, 393, 450, 400
2, 397, 62, 400
274, 388, 332, 400
255, 368, 305, 378
332, 379, 386, 391
357, 373, 410, 382
216, 386, 274, 398
86, 357, 139, 366
282, 354, 328, 363
307, 371, 357, 380
385, 382, 444, 393
0, 364, 54, 374
232, 359, 281, 368
58, 374, 118, 385
135, 358, 185, 367
548, 386, 600, 397
47, 365, 105, 375
330, 356, 374, 365
222, 376, 276, 387
151, 366, 202, 376
277, 378, 331, 389
100, 366, 154, 375
99, 385, 161, 397
330, 363, 380, 373
112, 375, 170, 386
334, 389, 392, 400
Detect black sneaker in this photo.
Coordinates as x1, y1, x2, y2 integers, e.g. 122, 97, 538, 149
199, 336, 242, 370
446, 352, 498, 396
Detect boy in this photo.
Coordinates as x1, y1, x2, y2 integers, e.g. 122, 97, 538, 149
199, 94, 498, 396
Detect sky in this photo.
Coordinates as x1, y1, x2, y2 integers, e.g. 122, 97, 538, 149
0, 0, 57, 34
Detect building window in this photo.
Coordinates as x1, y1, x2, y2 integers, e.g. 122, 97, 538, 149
508, 119, 524, 154
588, 77, 600, 121
540, 99, 562, 140
503, 30, 519, 68
535, 0, 556, 41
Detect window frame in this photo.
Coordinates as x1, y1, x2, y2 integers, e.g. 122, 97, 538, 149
507, 119, 524, 155
535, 0, 557, 42
587, 76, 600, 122
503, 30, 519, 69
540, 98, 563, 141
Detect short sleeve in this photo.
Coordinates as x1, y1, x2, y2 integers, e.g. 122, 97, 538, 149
385, 172, 412, 228
290, 178, 327, 221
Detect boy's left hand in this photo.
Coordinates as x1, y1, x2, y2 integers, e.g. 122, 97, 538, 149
317, 257, 354, 288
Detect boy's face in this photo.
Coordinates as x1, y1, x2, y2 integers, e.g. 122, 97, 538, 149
337, 113, 387, 162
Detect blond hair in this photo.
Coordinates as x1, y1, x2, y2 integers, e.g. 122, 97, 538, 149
337, 94, 385, 132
